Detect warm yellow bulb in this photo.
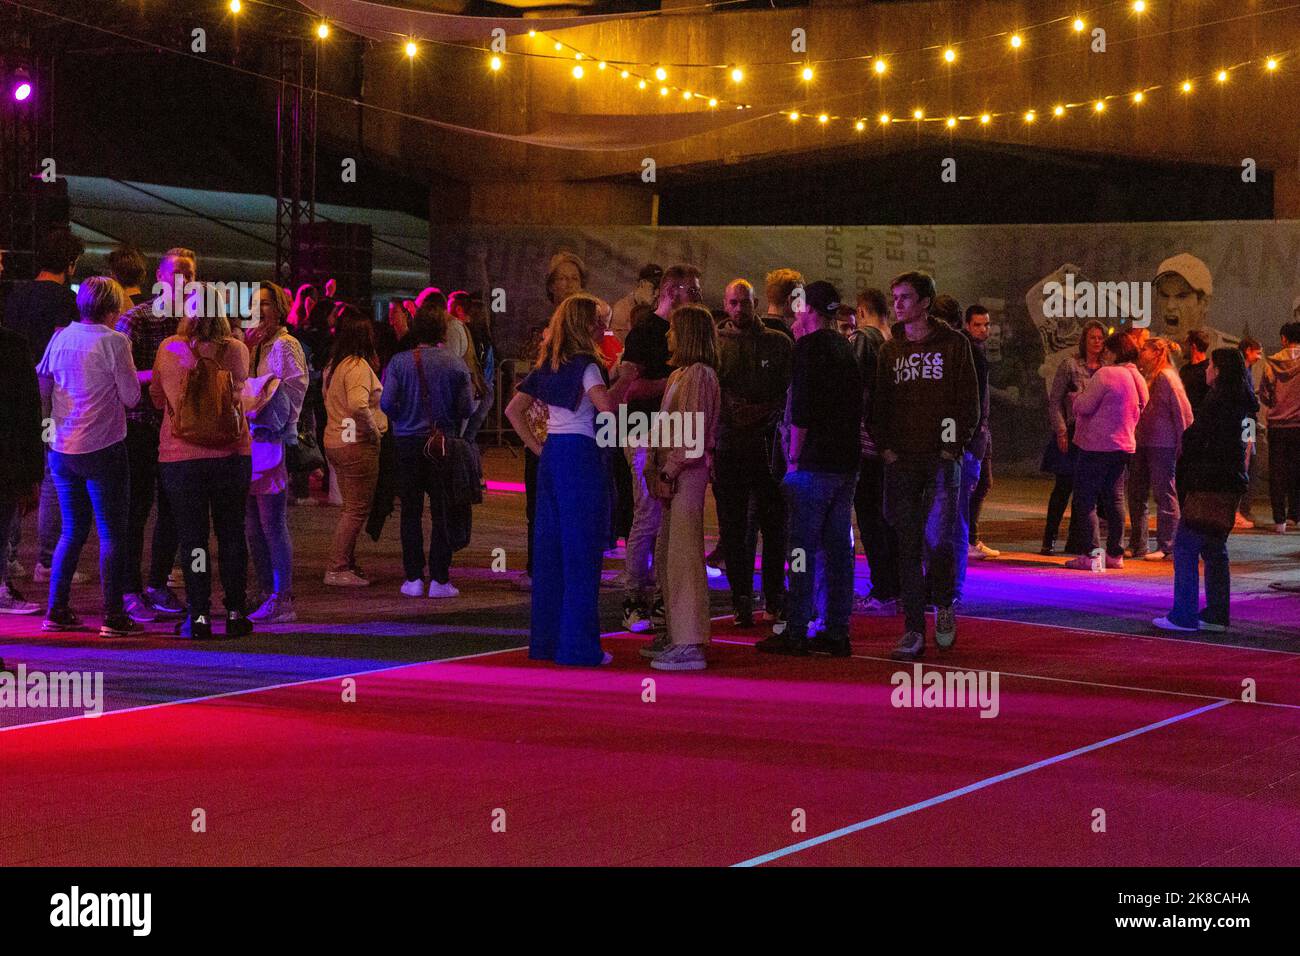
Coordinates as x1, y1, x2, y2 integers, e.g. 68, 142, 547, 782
943, 48, 956, 63
1217, 70, 1228, 83
731, 67, 744, 83
1010, 34, 1022, 49
1133, 91, 1144, 103
912, 108, 924, 120
818, 113, 829, 124
980, 113, 991, 124
1024, 110, 1036, 122
620, 69, 629, 79
1054, 104, 1065, 116
946, 116, 957, 128
802, 66, 814, 81
683, 90, 693, 100
1094, 100, 1105, 112
554, 42, 562, 51
789, 111, 800, 122
489, 56, 502, 72
708, 98, 718, 108
574, 52, 583, 61
1073, 18, 1085, 32
879, 113, 891, 125
1182, 80, 1193, 93
572, 65, 584, 79
655, 67, 667, 82
229, 0, 241, 13
638, 80, 646, 90
598, 61, 606, 71
528, 30, 536, 38
659, 86, 669, 96
874, 59, 887, 75
405, 41, 418, 59
1133, 0, 1146, 12
855, 119, 866, 131
1266, 58, 1279, 71
316, 22, 330, 39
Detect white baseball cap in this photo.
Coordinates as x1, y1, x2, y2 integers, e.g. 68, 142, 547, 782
1155, 253, 1213, 297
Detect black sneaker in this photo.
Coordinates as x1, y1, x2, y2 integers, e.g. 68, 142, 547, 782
756, 632, 809, 656
732, 596, 754, 628
935, 605, 957, 649
808, 633, 851, 657
42, 607, 87, 632
649, 594, 666, 625
225, 611, 253, 638
175, 614, 213, 640
1039, 542, 1056, 556
144, 585, 185, 615
100, 612, 143, 638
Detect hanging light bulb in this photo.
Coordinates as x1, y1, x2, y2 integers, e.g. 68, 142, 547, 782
943, 48, 956, 63
855, 119, 866, 131
229, 0, 241, 13
1010, 34, 1022, 49
316, 22, 330, 39
802, 65, 814, 81
980, 113, 991, 124
489, 56, 502, 72
1132, 91, 1144, 103
946, 116, 957, 127
818, 113, 829, 124
405, 41, 418, 59
572, 65, 584, 79
1054, 104, 1066, 116
912, 107, 924, 120
655, 66, 667, 82
730, 67, 744, 83
1073, 18, 1085, 32
879, 112, 891, 125
1024, 109, 1036, 122
873, 59, 887, 75
1266, 57, 1279, 71
1094, 99, 1105, 112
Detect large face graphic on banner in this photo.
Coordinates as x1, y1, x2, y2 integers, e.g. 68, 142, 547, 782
1027, 263, 1089, 374
1154, 273, 1208, 337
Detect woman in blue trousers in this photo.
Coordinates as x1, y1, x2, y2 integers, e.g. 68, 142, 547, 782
506, 293, 615, 667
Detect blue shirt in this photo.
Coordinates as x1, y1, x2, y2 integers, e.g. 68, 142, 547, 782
380, 345, 472, 438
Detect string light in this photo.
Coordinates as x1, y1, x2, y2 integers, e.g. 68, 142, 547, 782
801, 65, 814, 81
683, 90, 693, 100
1266, 57, 1279, 71
1094, 99, 1105, 112
943, 47, 956, 63
1181, 79, 1193, 93
946, 116, 957, 127
228, 0, 241, 13
637, 80, 646, 90
730, 67, 744, 83
879, 112, 891, 124
708, 97, 718, 107
912, 108, 924, 120
818, 113, 829, 124
655, 66, 667, 82
554, 42, 562, 52
789, 111, 799, 122
855, 119, 866, 131
598, 61, 606, 71
1053, 104, 1066, 116
1010, 34, 1022, 49
1133, 0, 1146, 12
659, 86, 669, 96
528, 30, 536, 38
572, 65, 584, 79
620, 70, 629, 79
315, 22, 329, 39
873, 59, 887, 75
1216, 69, 1228, 83
1132, 91, 1144, 103
1073, 18, 1086, 32
980, 113, 991, 124
405, 41, 418, 59
1024, 109, 1036, 122
574, 52, 583, 60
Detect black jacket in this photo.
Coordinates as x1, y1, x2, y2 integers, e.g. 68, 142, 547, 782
1175, 387, 1260, 501
0, 327, 44, 501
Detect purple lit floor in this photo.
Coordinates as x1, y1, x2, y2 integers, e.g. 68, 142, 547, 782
1, 458, 1298, 864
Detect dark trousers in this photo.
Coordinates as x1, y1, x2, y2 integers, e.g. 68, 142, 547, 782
1268, 427, 1300, 524
0, 497, 18, 588
531, 434, 608, 666
524, 447, 539, 576
1072, 449, 1130, 558
968, 454, 992, 544
49, 441, 131, 615
1169, 519, 1230, 629
395, 436, 454, 584
1043, 472, 1091, 553
160, 454, 251, 619
854, 455, 900, 601
611, 444, 633, 542
124, 419, 178, 594
714, 435, 787, 613
885, 456, 960, 634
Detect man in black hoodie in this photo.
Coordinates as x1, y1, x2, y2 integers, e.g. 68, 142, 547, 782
871, 271, 979, 660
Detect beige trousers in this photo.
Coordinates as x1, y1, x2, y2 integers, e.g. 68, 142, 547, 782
653, 465, 711, 646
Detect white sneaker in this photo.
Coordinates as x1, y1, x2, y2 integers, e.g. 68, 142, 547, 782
323, 569, 370, 587
1152, 615, 1198, 632
1275, 523, 1289, 534
248, 593, 297, 624
1143, 550, 1168, 562
972, 541, 1001, 558
33, 563, 87, 585
400, 579, 426, 598
650, 643, 707, 671
427, 580, 460, 599
0, 584, 40, 615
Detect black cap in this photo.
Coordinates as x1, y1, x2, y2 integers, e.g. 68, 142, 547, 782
639, 263, 664, 283
803, 279, 841, 318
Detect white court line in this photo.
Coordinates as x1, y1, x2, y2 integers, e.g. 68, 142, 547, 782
962, 611, 1300, 657
733, 699, 1232, 867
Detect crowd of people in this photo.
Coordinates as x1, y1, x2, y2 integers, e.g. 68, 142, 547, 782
0, 228, 1296, 670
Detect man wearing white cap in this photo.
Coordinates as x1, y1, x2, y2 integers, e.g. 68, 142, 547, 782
1153, 253, 1238, 354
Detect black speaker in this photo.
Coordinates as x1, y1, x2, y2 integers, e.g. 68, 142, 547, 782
296, 221, 373, 309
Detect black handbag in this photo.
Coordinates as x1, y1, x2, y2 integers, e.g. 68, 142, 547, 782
1182, 491, 1241, 536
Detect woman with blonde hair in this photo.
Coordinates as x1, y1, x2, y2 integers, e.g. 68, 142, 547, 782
506, 292, 615, 666
37, 276, 141, 637
244, 281, 308, 623
1128, 336, 1194, 560
646, 304, 721, 671
152, 284, 253, 638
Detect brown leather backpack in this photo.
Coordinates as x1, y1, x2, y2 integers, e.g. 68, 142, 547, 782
171, 340, 244, 448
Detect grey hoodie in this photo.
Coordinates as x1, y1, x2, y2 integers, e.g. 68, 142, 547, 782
1261, 346, 1300, 429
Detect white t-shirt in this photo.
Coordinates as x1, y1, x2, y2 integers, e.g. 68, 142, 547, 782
37, 321, 140, 455
544, 363, 605, 439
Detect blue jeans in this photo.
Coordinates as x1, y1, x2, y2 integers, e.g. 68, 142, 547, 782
1072, 449, 1130, 558
783, 469, 857, 638
950, 451, 982, 601
531, 434, 609, 666
887, 456, 961, 634
1168, 519, 1230, 628
1128, 444, 1179, 554
247, 489, 293, 597
48, 441, 130, 615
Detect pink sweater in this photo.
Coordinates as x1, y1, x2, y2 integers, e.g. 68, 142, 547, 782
1072, 363, 1149, 454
